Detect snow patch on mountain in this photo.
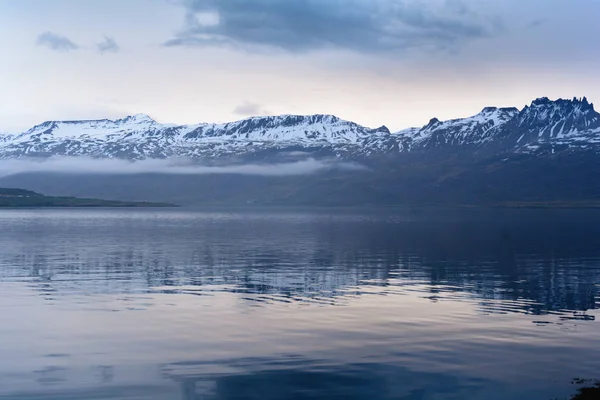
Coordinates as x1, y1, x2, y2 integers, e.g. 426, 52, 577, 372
395, 106, 520, 149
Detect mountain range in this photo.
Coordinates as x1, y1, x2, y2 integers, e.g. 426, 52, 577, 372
1, 96, 599, 206
0, 97, 598, 161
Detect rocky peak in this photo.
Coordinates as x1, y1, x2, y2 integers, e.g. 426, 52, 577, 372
480, 106, 519, 114
116, 114, 156, 124
481, 107, 499, 113
24, 121, 59, 136
528, 96, 594, 112
530, 97, 552, 106
423, 118, 441, 130
517, 96, 598, 126
373, 125, 391, 134
479, 107, 519, 121
496, 96, 600, 147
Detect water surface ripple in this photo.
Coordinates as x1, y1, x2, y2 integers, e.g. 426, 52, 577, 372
0, 208, 599, 399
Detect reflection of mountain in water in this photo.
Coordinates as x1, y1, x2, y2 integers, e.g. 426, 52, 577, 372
0, 209, 599, 315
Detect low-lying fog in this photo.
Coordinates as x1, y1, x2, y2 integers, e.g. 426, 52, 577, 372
0, 157, 365, 178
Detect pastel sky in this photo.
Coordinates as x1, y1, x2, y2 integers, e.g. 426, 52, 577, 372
0, 0, 598, 132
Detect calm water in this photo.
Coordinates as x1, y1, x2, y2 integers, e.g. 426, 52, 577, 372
0, 208, 599, 400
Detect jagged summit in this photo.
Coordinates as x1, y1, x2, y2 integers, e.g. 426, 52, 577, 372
478, 96, 599, 153
516, 96, 598, 125
529, 96, 594, 111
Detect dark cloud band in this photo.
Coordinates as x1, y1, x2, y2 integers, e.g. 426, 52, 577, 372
165, 0, 499, 53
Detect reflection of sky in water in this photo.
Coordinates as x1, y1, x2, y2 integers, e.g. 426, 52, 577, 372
0, 208, 599, 399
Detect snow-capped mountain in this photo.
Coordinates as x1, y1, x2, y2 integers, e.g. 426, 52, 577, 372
0, 97, 598, 161
396, 106, 520, 149
0, 113, 394, 160
496, 97, 600, 153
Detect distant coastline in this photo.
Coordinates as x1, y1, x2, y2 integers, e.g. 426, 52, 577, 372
492, 201, 600, 209
0, 187, 177, 208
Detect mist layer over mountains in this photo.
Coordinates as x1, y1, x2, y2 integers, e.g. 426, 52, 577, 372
1, 97, 599, 206
0, 157, 364, 178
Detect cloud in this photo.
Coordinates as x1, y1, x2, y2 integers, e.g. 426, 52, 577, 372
97, 36, 120, 54
0, 157, 365, 177
527, 19, 546, 29
164, 0, 500, 54
233, 101, 271, 116
36, 32, 79, 52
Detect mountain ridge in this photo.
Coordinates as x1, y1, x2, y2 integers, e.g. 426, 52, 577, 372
0, 96, 599, 161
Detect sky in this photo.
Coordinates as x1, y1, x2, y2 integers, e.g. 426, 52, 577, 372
0, 0, 599, 133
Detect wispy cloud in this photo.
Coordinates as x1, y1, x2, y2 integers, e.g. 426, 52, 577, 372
233, 101, 271, 116
163, 0, 500, 54
36, 32, 79, 52
527, 19, 546, 29
0, 157, 365, 177
97, 36, 120, 54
